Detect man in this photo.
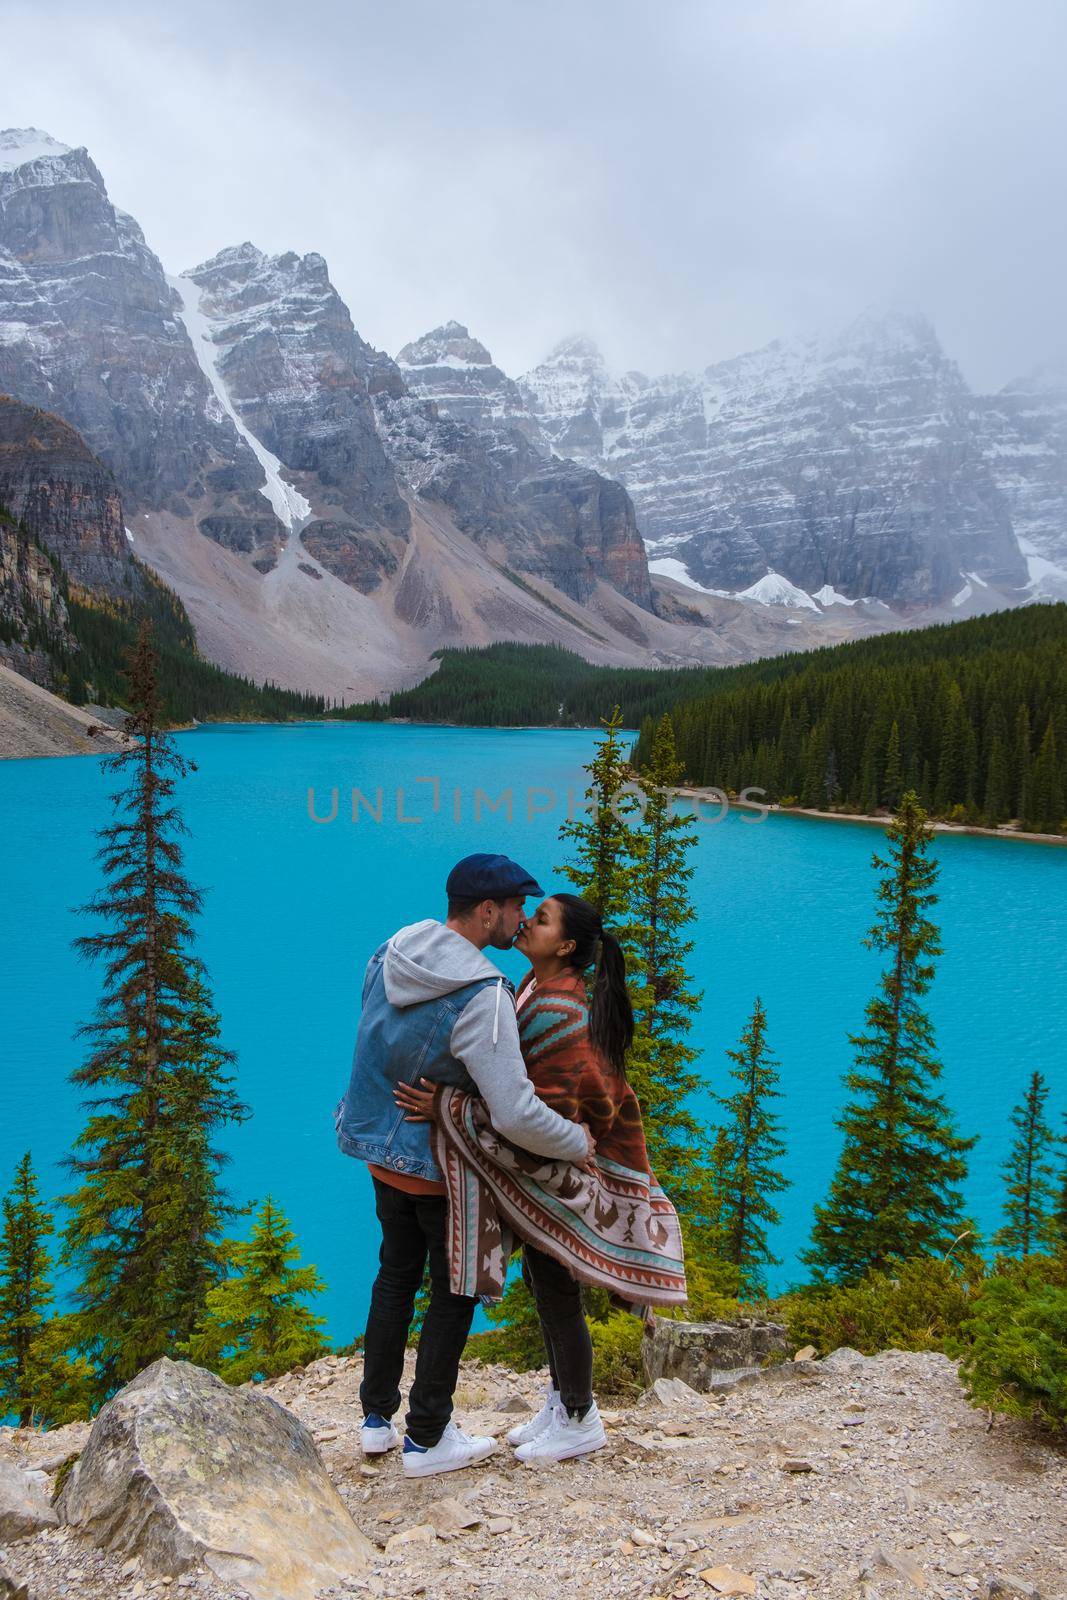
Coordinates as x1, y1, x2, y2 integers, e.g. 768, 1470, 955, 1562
336, 852, 593, 1478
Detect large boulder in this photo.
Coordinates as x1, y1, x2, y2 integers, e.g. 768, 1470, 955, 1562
57, 1357, 374, 1600
0, 1459, 58, 1541
643, 1315, 789, 1391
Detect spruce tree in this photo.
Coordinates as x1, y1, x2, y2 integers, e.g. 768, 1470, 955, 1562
805, 792, 976, 1281
628, 714, 706, 1194
717, 999, 790, 1295
558, 705, 642, 923
993, 1072, 1059, 1257
183, 1198, 327, 1383
0, 1154, 55, 1426
882, 720, 904, 810
61, 622, 248, 1400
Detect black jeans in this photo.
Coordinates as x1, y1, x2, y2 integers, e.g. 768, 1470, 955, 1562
522, 1243, 594, 1414
360, 1176, 478, 1447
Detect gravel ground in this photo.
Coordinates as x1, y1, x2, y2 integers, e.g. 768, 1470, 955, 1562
1, 1347, 1063, 1600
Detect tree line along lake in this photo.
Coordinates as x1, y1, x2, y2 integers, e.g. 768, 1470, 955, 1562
2, 720, 1064, 1341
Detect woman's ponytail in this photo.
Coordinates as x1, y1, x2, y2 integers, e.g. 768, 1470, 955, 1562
588, 929, 634, 1075
551, 892, 635, 1074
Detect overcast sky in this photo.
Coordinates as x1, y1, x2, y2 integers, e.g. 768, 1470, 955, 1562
5, 0, 1066, 389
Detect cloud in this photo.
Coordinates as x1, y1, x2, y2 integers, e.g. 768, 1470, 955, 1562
3, 0, 1065, 388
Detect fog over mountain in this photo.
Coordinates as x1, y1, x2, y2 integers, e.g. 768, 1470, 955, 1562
3, 0, 1066, 392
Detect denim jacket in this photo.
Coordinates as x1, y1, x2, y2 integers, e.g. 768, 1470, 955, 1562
335, 939, 513, 1182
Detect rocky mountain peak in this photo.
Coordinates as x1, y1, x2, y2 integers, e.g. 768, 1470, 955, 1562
397, 321, 494, 368
544, 333, 606, 367
0, 128, 74, 172
396, 321, 543, 442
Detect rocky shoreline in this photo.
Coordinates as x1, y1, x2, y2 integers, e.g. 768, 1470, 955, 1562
1, 1346, 1062, 1600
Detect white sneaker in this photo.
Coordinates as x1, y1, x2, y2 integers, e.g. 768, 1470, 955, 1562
507, 1387, 562, 1447
402, 1420, 498, 1478
361, 1413, 400, 1455
515, 1400, 607, 1464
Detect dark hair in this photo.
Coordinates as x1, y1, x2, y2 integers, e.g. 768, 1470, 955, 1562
552, 893, 634, 1074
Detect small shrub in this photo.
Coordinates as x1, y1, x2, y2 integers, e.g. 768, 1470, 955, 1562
777, 1255, 983, 1356
590, 1313, 644, 1395
959, 1257, 1067, 1432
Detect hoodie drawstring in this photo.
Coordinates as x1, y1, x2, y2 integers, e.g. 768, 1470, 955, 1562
492, 977, 502, 1046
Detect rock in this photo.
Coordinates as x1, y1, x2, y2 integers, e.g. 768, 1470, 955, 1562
643, 1316, 789, 1390
639, 1376, 705, 1408
0, 1564, 32, 1599
673, 1515, 750, 1540
985, 1576, 1042, 1600
0, 1459, 59, 1540
872, 1547, 929, 1589
11, 1422, 90, 1475
630, 1527, 657, 1547
779, 1457, 817, 1474
384, 1524, 436, 1554
947, 1531, 972, 1547
56, 1357, 374, 1600
821, 1346, 868, 1371
699, 1565, 757, 1595
424, 1497, 481, 1535
793, 1345, 816, 1362
497, 1394, 532, 1415
487, 1516, 513, 1535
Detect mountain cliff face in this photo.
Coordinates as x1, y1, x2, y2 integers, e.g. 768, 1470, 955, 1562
176, 244, 411, 585
374, 387, 653, 610
396, 321, 544, 443
974, 367, 1067, 598
0, 129, 274, 553
517, 312, 1030, 609
0, 129, 665, 691
0, 506, 71, 685
0, 395, 135, 594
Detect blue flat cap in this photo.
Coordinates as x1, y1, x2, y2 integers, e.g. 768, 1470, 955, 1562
446, 853, 545, 901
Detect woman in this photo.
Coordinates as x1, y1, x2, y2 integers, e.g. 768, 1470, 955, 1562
395, 892, 686, 1466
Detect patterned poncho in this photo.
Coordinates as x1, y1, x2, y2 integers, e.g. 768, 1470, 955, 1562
432, 970, 687, 1307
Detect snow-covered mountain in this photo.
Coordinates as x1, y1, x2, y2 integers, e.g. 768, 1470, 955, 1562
515, 311, 1034, 609
974, 366, 1067, 600
5, 124, 1060, 701
396, 321, 543, 444
0, 129, 272, 540
10, 129, 854, 693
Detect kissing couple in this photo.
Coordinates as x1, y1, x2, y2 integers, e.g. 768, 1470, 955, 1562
335, 852, 687, 1479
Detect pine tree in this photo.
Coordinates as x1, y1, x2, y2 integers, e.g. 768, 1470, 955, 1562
993, 1072, 1059, 1257
0, 1155, 55, 1426
1029, 719, 1063, 832
61, 622, 248, 1400
183, 1198, 327, 1384
1055, 1121, 1067, 1255
805, 792, 976, 1281
882, 720, 904, 810
627, 714, 708, 1205
716, 999, 790, 1295
558, 705, 642, 922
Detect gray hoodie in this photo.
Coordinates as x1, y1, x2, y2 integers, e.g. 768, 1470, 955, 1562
382, 919, 588, 1162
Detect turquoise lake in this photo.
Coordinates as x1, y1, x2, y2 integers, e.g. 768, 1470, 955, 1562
2, 721, 1065, 1341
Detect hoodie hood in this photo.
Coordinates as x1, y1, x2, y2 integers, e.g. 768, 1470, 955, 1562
382, 918, 506, 1008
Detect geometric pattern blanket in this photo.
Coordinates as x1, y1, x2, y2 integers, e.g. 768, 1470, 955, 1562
432, 1085, 688, 1307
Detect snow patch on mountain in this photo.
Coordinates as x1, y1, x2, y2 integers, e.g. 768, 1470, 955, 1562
737, 570, 821, 611
811, 583, 859, 607
0, 129, 72, 171
1017, 536, 1067, 598
647, 557, 732, 596
168, 273, 311, 533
